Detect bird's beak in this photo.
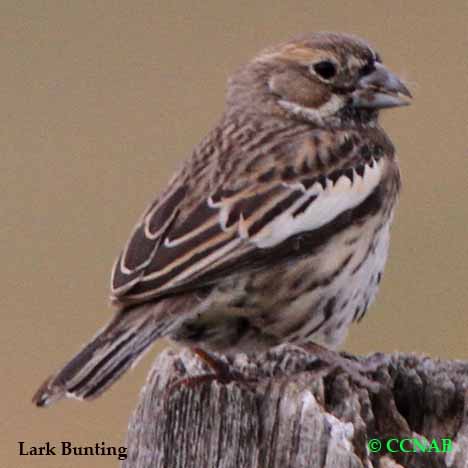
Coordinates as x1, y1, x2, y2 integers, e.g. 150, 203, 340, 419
352, 63, 412, 109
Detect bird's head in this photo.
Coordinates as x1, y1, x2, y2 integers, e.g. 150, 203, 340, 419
226, 32, 412, 127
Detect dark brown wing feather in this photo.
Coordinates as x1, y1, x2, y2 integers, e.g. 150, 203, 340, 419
110, 121, 394, 306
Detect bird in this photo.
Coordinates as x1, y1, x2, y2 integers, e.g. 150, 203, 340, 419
33, 32, 411, 407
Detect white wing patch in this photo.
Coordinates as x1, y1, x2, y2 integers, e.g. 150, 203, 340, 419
251, 158, 384, 248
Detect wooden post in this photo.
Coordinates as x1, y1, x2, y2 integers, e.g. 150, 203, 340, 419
124, 346, 468, 468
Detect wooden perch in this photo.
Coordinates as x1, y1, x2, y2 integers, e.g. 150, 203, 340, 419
123, 345, 468, 468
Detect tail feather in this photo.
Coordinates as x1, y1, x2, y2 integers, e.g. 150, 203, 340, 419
32, 304, 174, 407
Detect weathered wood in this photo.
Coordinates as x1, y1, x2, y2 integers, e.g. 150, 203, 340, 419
124, 345, 468, 468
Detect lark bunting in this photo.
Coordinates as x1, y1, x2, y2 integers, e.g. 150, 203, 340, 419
34, 32, 411, 406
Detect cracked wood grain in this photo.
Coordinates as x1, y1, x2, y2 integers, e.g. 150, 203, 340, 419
124, 346, 468, 468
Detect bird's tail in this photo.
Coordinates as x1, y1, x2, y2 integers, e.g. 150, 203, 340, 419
32, 303, 177, 407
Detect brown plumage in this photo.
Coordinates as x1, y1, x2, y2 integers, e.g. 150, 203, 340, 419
33, 32, 411, 407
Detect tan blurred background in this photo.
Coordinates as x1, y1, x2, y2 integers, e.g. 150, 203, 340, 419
2, 1, 467, 466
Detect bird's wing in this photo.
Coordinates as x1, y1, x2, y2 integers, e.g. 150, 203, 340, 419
111, 131, 391, 306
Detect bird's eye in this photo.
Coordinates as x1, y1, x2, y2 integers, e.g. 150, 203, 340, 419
312, 61, 337, 80
359, 61, 376, 77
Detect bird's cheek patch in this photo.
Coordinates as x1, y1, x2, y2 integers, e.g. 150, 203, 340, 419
269, 70, 330, 109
